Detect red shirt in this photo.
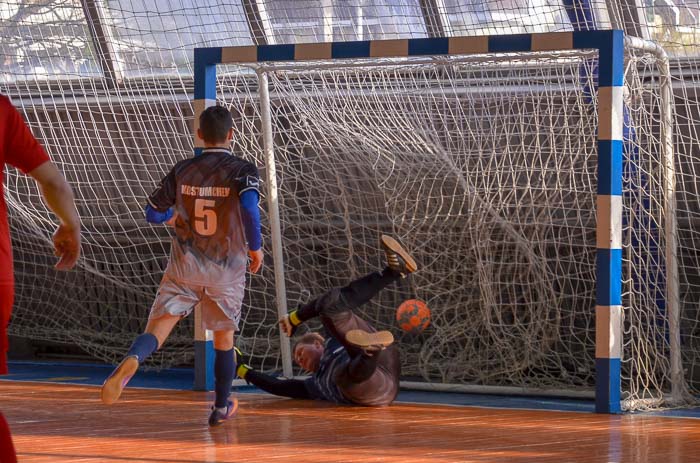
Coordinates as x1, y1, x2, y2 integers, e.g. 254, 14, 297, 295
0, 95, 50, 284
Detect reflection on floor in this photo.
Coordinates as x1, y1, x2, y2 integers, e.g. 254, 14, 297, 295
2, 360, 699, 418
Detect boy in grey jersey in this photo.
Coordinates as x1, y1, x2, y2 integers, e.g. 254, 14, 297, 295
101, 106, 263, 427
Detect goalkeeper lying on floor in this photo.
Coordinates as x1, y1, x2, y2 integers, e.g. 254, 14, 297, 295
236, 235, 417, 406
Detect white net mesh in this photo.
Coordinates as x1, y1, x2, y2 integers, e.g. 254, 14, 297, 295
2, 0, 700, 411
214, 47, 697, 410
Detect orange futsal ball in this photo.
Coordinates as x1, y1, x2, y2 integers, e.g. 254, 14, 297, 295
396, 299, 430, 334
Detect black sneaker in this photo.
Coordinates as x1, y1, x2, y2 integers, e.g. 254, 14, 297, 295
345, 329, 394, 355
380, 235, 417, 277
208, 398, 239, 427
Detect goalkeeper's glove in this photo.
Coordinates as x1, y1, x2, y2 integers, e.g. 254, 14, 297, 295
279, 310, 302, 337
234, 346, 251, 381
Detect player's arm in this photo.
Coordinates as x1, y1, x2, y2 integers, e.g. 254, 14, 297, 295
239, 369, 311, 400
236, 164, 263, 273
28, 162, 81, 270
144, 204, 174, 224
4, 98, 81, 270
145, 167, 177, 224
279, 298, 323, 337
236, 352, 310, 399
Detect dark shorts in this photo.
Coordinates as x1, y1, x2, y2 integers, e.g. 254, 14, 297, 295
318, 290, 400, 406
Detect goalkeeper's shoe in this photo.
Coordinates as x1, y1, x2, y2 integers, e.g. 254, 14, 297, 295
101, 355, 139, 405
345, 329, 394, 355
380, 235, 417, 277
208, 398, 239, 427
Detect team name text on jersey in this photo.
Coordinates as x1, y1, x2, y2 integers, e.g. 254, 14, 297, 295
181, 185, 231, 197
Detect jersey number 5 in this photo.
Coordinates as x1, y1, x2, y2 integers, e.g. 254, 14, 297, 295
194, 199, 217, 236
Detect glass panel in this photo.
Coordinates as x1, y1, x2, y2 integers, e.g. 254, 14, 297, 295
643, 1, 700, 57
0, 0, 102, 83
105, 0, 252, 77
264, 0, 427, 44
444, 0, 573, 35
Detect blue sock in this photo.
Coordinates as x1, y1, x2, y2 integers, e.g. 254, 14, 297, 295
214, 348, 234, 408
126, 333, 159, 363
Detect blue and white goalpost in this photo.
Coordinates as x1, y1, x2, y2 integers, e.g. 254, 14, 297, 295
192, 30, 683, 413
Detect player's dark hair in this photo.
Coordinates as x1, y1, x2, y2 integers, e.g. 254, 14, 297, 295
199, 105, 233, 144
293, 332, 325, 356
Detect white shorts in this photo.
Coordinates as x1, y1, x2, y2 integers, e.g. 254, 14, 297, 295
149, 274, 244, 331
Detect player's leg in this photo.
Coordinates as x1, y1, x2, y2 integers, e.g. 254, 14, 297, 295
0, 412, 17, 463
321, 235, 417, 319
0, 283, 14, 376
324, 236, 415, 402
202, 286, 243, 426
208, 329, 238, 426
101, 275, 198, 405
319, 235, 417, 352
101, 314, 180, 405
335, 270, 402, 314
313, 269, 400, 347
337, 346, 401, 406
316, 281, 394, 392
0, 285, 17, 463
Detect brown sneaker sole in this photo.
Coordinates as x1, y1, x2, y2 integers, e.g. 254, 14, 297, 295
380, 235, 418, 273
346, 329, 395, 351
101, 356, 139, 405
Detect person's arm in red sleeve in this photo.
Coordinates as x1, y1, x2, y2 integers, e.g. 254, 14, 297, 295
4, 101, 81, 270
4, 100, 50, 174
29, 163, 81, 270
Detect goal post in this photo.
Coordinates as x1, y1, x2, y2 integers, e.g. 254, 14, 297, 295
192, 30, 683, 414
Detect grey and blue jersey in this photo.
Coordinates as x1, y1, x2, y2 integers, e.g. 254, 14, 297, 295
304, 337, 352, 404
148, 148, 259, 287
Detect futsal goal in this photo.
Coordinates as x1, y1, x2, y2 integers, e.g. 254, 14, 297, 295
194, 30, 696, 413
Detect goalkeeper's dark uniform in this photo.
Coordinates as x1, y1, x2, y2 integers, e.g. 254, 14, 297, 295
243, 268, 402, 406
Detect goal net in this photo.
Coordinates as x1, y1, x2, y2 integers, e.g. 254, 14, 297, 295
4, 36, 699, 411
212, 42, 695, 411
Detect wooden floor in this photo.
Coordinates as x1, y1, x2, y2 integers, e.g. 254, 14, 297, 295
1, 381, 699, 463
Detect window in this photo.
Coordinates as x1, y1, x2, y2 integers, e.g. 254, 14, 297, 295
444, 0, 572, 36
105, 0, 253, 77
0, 0, 101, 83
642, 0, 700, 57
265, 0, 427, 44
